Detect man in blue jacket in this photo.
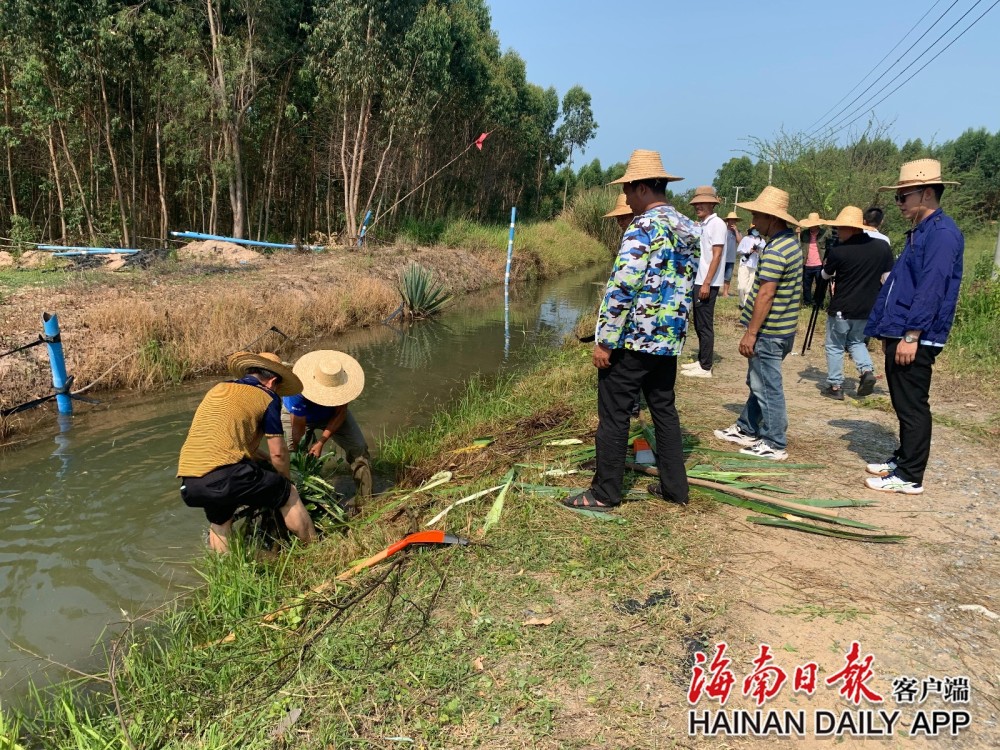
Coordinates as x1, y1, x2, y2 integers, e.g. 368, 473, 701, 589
863, 160, 964, 495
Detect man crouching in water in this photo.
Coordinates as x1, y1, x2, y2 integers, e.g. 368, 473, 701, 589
178, 351, 316, 553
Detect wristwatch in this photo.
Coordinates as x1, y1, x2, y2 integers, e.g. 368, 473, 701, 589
903, 334, 919, 344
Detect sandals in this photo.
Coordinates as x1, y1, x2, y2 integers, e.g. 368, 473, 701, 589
561, 490, 618, 513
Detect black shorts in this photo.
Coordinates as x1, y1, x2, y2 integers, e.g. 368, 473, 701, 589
180, 460, 291, 525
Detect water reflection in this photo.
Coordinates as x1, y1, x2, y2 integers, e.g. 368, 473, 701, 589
0, 264, 608, 696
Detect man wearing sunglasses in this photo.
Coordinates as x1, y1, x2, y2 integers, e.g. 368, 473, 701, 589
863, 159, 964, 495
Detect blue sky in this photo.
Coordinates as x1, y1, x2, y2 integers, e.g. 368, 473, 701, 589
486, 0, 1000, 188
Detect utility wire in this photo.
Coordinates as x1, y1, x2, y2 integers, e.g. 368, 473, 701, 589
802, 0, 945, 135
825, 0, 1000, 140
806, 0, 963, 139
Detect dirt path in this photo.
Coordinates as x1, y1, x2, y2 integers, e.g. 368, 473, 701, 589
670, 302, 1000, 747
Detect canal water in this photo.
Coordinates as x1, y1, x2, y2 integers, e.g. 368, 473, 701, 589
0, 265, 608, 696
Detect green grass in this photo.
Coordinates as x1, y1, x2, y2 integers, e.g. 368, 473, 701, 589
943, 230, 1000, 377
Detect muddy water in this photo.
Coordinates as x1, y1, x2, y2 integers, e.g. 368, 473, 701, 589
0, 265, 608, 695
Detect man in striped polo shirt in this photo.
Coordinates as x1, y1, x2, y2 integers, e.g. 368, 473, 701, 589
713, 187, 803, 460
178, 351, 316, 553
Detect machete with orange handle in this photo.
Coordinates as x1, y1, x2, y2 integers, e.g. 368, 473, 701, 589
336, 530, 469, 581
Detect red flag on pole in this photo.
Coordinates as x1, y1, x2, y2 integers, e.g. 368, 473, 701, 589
474, 132, 491, 150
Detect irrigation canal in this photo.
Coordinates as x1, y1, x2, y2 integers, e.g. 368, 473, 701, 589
0, 265, 608, 697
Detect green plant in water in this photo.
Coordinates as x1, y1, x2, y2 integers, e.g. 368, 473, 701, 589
399, 263, 452, 319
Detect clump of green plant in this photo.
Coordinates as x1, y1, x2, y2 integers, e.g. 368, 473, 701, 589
399, 262, 452, 319
290, 446, 349, 534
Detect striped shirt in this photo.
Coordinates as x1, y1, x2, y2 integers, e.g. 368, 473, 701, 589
740, 229, 802, 338
177, 378, 283, 478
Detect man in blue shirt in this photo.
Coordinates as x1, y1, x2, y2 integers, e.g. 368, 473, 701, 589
283, 350, 372, 500
864, 160, 964, 495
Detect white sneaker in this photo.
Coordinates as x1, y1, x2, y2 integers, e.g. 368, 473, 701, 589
864, 474, 923, 494
681, 365, 712, 378
740, 440, 788, 461
865, 459, 897, 476
681, 361, 701, 370
713, 424, 756, 447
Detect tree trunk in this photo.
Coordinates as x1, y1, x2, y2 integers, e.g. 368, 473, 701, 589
46, 125, 67, 241
1, 61, 17, 216
155, 118, 169, 241
99, 70, 131, 245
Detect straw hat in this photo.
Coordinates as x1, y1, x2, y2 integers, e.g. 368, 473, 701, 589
797, 212, 827, 229
608, 149, 683, 185
736, 186, 799, 227
689, 185, 721, 205
879, 159, 959, 192
828, 206, 868, 231
723, 211, 740, 222
228, 351, 302, 397
603, 193, 633, 218
292, 350, 365, 407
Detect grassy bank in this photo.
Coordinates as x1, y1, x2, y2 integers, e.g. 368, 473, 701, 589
940, 229, 1000, 382
0, 344, 723, 748
0, 219, 608, 443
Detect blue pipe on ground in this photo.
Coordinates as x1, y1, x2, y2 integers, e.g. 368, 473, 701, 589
169, 231, 325, 252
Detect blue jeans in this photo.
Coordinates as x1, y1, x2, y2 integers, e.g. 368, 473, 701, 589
736, 334, 794, 450
824, 315, 873, 387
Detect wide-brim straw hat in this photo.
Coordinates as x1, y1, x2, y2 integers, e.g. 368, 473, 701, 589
736, 186, 799, 227
797, 212, 827, 229
292, 350, 365, 407
879, 158, 959, 191
828, 206, 868, 231
228, 351, 302, 397
603, 193, 633, 218
690, 185, 721, 205
608, 149, 683, 185
723, 211, 740, 222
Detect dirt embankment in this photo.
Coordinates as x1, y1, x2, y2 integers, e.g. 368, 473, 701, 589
0, 241, 523, 442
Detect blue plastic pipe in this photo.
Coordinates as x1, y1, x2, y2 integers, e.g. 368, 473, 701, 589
504, 207, 517, 358
358, 210, 372, 247
170, 231, 325, 252
42, 312, 72, 415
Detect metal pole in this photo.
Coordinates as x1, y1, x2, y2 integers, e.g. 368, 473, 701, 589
504, 206, 517, 357
42, 312, 72, 414
733, 186, 744, 208
768, 163, 773, 185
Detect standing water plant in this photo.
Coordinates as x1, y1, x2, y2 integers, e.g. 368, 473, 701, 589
399, 263, 452, 319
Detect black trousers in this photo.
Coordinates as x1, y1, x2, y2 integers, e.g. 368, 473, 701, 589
592, 349, 688, 505
884, 339, 939, 485
692, 284, 719, 371
803, 266, 823, 304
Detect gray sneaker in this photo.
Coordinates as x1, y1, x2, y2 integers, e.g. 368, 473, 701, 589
822, 385, 845, 401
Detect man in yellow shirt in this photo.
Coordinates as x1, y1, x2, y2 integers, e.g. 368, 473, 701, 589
178, 351, 316, 553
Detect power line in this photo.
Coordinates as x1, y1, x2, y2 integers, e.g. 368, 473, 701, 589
802, 0, 945, 134
806, 0, 963, 139
825, 0, 1000, 140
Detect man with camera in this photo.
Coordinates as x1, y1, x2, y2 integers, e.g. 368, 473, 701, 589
820, 205, 893, 401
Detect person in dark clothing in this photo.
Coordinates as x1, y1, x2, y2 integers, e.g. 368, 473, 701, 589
819, 206, 894, 400
863, 159, 964, 495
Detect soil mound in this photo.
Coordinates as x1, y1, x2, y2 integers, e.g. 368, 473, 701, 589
177, 240, 261, 266
0, 251, 14, 267
17, 250, 69, 269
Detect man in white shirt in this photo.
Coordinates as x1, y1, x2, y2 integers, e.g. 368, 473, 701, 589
736, 226, 765, 307
863, 206, 891, 246
683, 186, 727, 378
